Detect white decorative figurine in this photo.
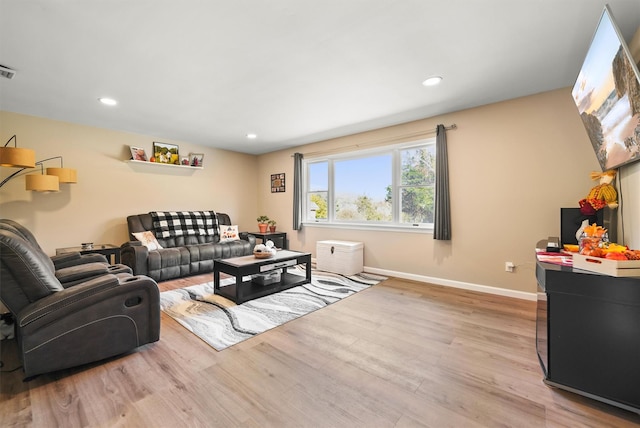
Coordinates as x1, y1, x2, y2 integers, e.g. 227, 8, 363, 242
253, 240, 277, 258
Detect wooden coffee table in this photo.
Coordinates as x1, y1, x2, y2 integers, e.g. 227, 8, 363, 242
213, 250, 311, 304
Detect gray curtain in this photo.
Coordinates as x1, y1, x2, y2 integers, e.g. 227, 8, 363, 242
434, 124, 451, 240
293, 152, 303, 230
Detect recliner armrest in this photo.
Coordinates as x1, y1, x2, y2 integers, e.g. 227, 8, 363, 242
18, 274, 121, 327
51, 252, 108, 269
120, 242, 149, 276
239, 232, 256, 246
55, 262, 109, 286
18, 274, 159, 329
51, 252, 82, 264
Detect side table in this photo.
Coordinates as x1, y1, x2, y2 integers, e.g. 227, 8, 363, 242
250, 231, 288, 249
56, 244, 121, 264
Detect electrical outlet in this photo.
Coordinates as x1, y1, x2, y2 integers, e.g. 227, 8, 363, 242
505, 261, 515, 272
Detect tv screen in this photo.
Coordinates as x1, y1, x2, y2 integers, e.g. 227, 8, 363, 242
572, 5, 640, 171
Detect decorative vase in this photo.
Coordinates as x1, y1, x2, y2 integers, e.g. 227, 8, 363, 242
578, 231, 608, 254
258, 223, 268, 233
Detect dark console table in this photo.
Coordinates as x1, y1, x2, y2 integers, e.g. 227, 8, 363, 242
536, 248, 640, 414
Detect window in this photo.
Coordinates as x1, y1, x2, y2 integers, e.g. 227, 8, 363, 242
303, 138, 436, 229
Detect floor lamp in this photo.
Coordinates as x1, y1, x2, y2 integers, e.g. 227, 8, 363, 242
0, 135, 77, 192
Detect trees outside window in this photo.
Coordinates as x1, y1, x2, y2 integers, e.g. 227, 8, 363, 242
398, 145, 436, 223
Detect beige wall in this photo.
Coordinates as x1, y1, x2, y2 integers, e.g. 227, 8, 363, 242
3, 87, 639, 297
0, 111, 259, 255
258, 88, 640, 296
619, 160, 640, 247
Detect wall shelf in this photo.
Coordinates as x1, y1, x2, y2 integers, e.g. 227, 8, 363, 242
125, 160, 203, 170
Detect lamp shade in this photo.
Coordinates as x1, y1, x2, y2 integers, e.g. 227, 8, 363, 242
0, 146, 36, 168
25, 174, 59, 192
47, 167, 77, 183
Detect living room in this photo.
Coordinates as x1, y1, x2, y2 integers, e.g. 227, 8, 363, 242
2, 87, 639, 299
2, 1, 640, 426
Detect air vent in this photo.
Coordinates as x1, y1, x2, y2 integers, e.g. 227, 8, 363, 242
0, 65, 16, 79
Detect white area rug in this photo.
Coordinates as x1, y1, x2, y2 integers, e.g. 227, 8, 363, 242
160, 266, 386, 350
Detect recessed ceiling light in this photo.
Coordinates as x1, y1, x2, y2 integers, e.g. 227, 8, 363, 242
98, 97, 117, 106
246, 133, 257, 139
422, 76, 443, 87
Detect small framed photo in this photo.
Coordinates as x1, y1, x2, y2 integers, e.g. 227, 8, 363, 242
130, 146, 148, 162
180, 156, 189, 166
189, 153, 204, 167
271, 173, 285, 193
153, 142, 180, 165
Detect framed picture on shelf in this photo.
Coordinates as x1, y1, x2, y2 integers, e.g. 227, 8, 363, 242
130, 146, 148, 162
189, 153, 204, 167
180, 156, 189, 166
153, 142, 179, 165
271, 173, 285, 193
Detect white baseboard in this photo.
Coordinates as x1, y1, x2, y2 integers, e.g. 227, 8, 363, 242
363, 266, 537, 301
309, 257, 537, 301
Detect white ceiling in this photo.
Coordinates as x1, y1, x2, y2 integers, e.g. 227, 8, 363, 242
1, 1, 640, 155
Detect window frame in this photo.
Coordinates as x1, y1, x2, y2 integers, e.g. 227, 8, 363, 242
302, 138, 436, 232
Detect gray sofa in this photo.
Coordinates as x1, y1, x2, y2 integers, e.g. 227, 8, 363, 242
121, 211, 256, 282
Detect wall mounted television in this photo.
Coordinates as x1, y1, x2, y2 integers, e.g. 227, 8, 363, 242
572, 5, 640, 171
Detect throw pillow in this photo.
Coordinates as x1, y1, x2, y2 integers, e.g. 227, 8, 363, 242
132, 231, 163, 251
220, 225, 240, 242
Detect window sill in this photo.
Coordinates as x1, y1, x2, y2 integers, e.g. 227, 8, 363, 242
302, 221, 433, 234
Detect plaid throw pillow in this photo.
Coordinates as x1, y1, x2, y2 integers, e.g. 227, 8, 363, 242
150, 211, 219, 238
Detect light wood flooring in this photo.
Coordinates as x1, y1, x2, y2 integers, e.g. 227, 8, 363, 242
1, 273, 639, 427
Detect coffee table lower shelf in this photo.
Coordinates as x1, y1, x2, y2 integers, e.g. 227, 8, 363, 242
215, 272, 308, 304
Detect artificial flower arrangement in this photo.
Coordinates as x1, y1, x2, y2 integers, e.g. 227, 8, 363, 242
578, 223, 640, 260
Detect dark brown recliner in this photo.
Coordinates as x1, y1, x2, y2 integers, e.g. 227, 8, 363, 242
0, 229, 161, 379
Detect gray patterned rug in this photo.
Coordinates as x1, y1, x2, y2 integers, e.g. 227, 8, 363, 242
160, 266, 386, 351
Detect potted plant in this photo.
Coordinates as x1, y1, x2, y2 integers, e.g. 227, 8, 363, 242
268, 219, 277, 233
256, 215, 269, 233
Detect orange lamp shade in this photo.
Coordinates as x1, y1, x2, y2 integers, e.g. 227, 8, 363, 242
0, 147, 36, 168
25, 174, 59, 192
46, 167, 77, 183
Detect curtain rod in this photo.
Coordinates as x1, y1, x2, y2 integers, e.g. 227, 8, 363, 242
294, 124, 457, 158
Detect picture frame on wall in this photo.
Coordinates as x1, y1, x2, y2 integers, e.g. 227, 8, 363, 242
130, 146, 148, 162
189, 153, 204, 167
153, 142, 179, 164
271, 173, 285, 193
180, 156, 189, 166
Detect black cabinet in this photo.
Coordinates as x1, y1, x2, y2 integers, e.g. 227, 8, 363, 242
536, 260, 640, 414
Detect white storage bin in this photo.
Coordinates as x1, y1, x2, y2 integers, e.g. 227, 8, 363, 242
316, 240, 363, 275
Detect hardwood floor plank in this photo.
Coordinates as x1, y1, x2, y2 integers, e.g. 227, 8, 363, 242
416, 365, 548, 427
262, 328, 485, 428
2, 273, 639, 427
